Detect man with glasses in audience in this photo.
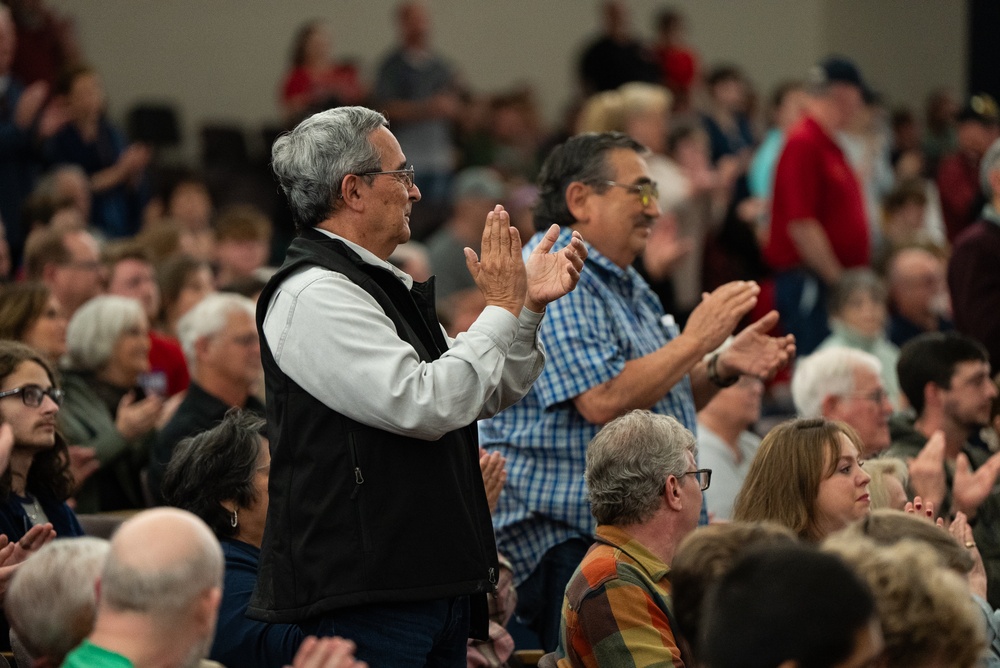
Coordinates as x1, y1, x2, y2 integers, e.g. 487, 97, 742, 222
481, 131, 795, 652
553, 410, 703, 667
791, 347, 893, 458
250, 106, 586, 667
24, 226, 102, 319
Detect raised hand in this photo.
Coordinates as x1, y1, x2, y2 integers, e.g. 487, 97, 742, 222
903, 495, 936, 522
680, 281, 761, 358
68, 445, 100, 493
9, 523, 56, 565
464, 205, 527, 317
953, 448, 1000, 520
949, 511, 987, 598
716, 310, 796, 380
906, 431, 947, 513
523, 224, 586, 312
115, 391, 164, 441
479, 448, 507, 515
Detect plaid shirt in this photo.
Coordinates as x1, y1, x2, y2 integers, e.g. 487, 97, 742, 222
556, 524, 687, 668
480, 227, 697, 586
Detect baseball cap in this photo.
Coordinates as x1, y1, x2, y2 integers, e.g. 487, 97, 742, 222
957, 94, 1000, 125
811, 56, 876, 103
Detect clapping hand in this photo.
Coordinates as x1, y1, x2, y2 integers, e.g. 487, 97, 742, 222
523, 224, 587, 312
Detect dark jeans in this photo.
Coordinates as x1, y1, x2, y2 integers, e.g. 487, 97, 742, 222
773, 268, 830, 356
507, 537, 591, 653
302, 596, 470, 668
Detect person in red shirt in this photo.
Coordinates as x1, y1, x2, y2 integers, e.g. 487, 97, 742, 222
652, 9, 700, 113
764, 57, 871, 355
279, 20, 367, 126
936, 94, 1000, 242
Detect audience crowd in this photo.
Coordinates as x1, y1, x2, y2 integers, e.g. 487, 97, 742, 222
0, 0, 997, 666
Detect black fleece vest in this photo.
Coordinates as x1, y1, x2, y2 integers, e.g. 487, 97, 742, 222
247, 229, 497, 637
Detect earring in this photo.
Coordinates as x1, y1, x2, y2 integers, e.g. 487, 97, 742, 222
231, 508, 238, 528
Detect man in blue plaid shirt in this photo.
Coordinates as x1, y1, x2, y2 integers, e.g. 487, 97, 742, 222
480, 132, 795, 651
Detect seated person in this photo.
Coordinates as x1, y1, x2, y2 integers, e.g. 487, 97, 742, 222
103, 241, 189, 397
155, 254, 215, 339
886, 247, 952, 349
817, 268, 901, 408
161, 410, 304, 668
5, 537, 109, 667
213, 205, 273, 288
864, 458, 909, 510
697, 374, 763, 520
671, 522, 797, 662
0, 341, 80, 541
0, 282, 68, 368
825, 535, 984, 668
792, 347, 893, 458
555, 410, 702, 668
148, 293, 264, 503
733, 418, 872, 542
59, 295, 164, 512
700, 543, 883, 668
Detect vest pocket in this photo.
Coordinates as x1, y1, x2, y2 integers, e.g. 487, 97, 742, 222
348, 437, 373, 554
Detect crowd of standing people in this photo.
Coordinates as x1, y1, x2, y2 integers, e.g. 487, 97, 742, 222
0, 0, 997, 667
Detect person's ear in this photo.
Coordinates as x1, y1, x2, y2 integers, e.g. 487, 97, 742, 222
565, 182, 592, 224
339, 174, 365, 212
821, 393, 842, 420
664, 475, 683, 511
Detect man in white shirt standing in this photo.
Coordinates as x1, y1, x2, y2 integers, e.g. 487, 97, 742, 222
249, 106, 586, 668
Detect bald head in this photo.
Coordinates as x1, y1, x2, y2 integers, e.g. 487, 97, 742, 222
102, 508, 223, 619
887, 248, 946, 324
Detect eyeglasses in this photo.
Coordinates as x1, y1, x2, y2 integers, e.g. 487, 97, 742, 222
356, 165, 416, 189
603, 180, 659, 207
0, 384, 64, 407
678, 468, 712, 491
842, 388, 889, 405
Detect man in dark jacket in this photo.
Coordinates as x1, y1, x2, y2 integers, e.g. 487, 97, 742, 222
250, 106, 586, 667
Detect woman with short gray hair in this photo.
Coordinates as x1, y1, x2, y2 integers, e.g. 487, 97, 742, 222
59, 295, 165, 512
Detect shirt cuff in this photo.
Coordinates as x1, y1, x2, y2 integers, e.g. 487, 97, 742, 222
471, 305, 522, 349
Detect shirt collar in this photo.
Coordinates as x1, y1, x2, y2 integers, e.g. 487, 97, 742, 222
314, 227, 414, 289
550, 225, 634, 283
595, 524, 671, 582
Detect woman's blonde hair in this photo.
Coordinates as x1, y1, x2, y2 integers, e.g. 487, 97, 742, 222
825, 536, 984, 668
733, 418, 865, 541
864, 458, 909, 510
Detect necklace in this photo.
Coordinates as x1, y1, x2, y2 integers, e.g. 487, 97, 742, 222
21, 495, 45, 526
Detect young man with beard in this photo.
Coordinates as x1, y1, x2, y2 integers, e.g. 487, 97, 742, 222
887, 332, 1000, 607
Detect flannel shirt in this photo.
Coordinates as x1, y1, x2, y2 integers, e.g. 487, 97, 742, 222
480, 227, 697, 586
556, 525, 686, 668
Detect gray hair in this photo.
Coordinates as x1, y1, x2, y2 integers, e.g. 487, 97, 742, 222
791, 347, 882, 418
534, 131, 646, 231
102, 513, 223, 619
65, 295, 146, 372
5, 537, 110, 664
980, 137, 1000, 200
176, 292, 256, 370
35, 164, 89, 201
586, 410, 696, 526
828, 268, 887, 317
271, 106, 388, 230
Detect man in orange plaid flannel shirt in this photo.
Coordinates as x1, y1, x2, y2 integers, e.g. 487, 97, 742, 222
555, 410, 703, 667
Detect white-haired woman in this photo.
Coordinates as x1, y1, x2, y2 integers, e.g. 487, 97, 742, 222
59, 296, 165, 513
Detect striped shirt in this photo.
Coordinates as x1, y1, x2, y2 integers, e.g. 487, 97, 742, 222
556, 524, 686, 668
480, 227, 697, 586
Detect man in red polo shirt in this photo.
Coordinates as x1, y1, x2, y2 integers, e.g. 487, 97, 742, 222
765, 57, 871, 355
